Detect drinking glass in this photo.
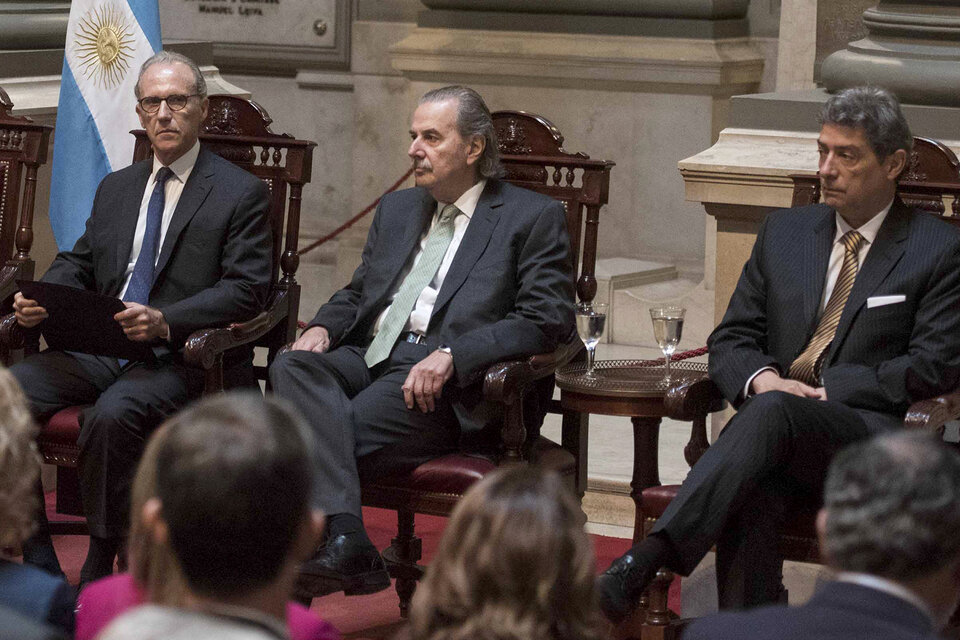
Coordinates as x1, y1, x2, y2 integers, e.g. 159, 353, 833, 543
576, 302, 608, 379
649, 305, 685, 382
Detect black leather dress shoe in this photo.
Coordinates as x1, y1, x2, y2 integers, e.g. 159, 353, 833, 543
296, 533, 391, 599
596, 552, 655, 624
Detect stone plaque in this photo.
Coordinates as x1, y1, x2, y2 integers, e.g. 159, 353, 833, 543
160, 0, 351, 73
815, 0, 875, 81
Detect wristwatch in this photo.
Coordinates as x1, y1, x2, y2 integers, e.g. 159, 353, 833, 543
437, 344, 453, 358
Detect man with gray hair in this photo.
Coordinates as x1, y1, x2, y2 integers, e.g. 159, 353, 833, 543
598, 86, 960, 621
11, 50, 272, 586
270, 85, 575, 598
684, 431, 960, 639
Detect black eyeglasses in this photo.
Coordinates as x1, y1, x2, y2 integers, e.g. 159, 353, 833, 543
137, 94, 201, 114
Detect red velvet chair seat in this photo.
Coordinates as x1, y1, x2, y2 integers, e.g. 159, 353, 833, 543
37, 406, 85, 466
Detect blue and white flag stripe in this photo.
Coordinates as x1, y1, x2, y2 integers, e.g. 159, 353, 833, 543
49, 0, 161, 251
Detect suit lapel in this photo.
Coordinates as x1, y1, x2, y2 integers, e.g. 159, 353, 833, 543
154, 148, 214, 278
801, 208, 835, 335
373, 191, 435, 302
431, 182, 502, 317
113, 162, 152, 291
828, 198, 909, 360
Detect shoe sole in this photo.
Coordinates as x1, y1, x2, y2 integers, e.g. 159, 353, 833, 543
298, 567, 392, 597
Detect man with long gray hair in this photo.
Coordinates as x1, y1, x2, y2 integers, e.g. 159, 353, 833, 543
598, 86, 960, 621
270, 85, 575, 599
685, 431, 960, 639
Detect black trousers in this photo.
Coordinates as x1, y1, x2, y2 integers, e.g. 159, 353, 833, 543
11, 350, 203, 538
268, 341, 460, 519
650, 391, 889, 608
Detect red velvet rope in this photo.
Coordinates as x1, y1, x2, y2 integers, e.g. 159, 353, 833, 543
297, 167, 415, 258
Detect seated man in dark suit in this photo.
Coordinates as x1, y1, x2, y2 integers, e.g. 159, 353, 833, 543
10, 51, 272, 586
269, 85, 575, 597
598, 87, 960, 621
98, 393, 323, 640
685, 431, 960, 640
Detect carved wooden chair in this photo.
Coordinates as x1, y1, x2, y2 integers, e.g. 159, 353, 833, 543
0, 88, 51, 325
0, 95, 316, 532
357, 111, 615, 615
633, 136, 960, 640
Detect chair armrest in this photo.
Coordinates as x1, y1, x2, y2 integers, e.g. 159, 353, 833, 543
663, 372, 726, 468
0, 312, 40, 365
483, 338, 583, 405
182, 290, 289, 370
663, 375, 725, 421
904, 389, 960, 433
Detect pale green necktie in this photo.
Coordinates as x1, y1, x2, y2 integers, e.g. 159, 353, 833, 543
364, 203, 459, 367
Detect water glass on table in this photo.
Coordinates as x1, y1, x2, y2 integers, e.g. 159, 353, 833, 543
576, 302, 607, 379
649, 305, 685, 382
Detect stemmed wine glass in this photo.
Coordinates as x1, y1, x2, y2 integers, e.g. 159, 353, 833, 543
576, 302, 607, 379
649, 305, 685, 382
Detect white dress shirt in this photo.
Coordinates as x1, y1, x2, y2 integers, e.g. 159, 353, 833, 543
372, 179, 487, 338
743, 199, 894, 396
118, 141, 200, 299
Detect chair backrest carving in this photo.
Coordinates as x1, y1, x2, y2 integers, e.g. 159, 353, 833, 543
492, 111, 615, 304
0, 87, 52, 283
791, 136, 960, 229
133, 95, 316, 288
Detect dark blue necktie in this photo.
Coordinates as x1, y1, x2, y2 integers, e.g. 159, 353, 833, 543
124, 167, 173, 306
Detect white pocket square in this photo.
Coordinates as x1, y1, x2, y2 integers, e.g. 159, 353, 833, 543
867, 294, 906, 309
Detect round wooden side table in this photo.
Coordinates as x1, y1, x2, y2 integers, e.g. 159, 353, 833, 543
556, 359, 723, 542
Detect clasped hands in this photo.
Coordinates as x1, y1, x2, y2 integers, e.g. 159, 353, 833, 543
751, 369, 827, 401
13, 292, 169, 342
292, 325, 454, 413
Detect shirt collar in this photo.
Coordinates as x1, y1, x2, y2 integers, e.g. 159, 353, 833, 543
835, 572, 935, 625
437, 179, 487, 220
152, 140, 200, 185
834, 198, 893, 246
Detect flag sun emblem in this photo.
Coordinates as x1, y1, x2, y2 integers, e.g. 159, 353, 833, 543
74, 4, 136, 89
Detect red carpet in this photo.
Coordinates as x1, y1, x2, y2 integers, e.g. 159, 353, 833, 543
45, 497, 681, 639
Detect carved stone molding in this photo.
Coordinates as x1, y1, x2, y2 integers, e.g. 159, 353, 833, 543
390, 28, 764, 95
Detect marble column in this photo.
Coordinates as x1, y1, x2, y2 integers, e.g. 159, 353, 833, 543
0, 1, 69, 50
822, 1, 960, 106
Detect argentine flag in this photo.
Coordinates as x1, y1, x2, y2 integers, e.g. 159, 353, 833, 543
49, 0, 162, 250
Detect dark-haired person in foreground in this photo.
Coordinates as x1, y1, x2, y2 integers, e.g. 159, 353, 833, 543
97, 393, 324, 640
685, 432, 960, 640
270, 85, 575, 598
598, 86, 960, 621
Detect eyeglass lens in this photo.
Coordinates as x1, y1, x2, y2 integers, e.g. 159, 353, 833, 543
140, 95, 190, 113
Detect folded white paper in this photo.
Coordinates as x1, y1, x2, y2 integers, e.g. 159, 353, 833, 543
867, 294, 906, 309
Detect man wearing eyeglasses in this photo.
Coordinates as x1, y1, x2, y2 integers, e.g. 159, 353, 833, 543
10, 51, 272, 588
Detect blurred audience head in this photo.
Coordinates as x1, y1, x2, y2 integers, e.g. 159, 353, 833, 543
128, 423, 187, 606
409, 467, 602, 640
820, 431, 960, 625
0, 367, 40, 549
141, 392, 320, 602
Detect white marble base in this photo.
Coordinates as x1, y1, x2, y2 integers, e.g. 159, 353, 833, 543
593, 258, 677, 344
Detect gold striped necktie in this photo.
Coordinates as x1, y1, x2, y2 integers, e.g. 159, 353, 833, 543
787, 230, 866, 385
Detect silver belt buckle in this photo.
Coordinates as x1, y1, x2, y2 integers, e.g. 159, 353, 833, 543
405, 332, 425, 344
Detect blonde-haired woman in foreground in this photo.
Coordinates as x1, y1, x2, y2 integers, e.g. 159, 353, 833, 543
410, 467, 604, 640
0, 366, 74, 636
